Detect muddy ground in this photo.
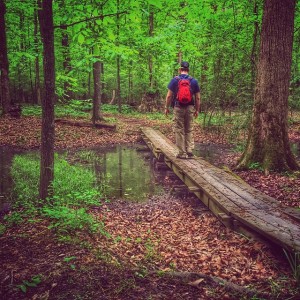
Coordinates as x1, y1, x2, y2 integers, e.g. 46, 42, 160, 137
0, 114, 300, 300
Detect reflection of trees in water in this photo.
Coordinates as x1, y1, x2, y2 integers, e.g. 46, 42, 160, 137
0, 147, 24, 212
86, 145, 164, 200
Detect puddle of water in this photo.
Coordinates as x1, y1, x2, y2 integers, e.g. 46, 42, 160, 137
0, 145, 166, 213
193, 143, 233, 164
67, 145, 165, 201
1, 141, 299, 214
291, 142, 300, 158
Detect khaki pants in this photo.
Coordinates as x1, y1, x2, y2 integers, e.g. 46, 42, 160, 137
173, 105, 195, 154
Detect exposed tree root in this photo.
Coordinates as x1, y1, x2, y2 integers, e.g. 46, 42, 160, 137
155, 271, 270, 299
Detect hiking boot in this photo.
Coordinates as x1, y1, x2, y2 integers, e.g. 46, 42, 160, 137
176, 153, 187, 159
187, 152, 194, 158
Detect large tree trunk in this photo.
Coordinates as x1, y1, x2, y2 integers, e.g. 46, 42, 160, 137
237, 0, 299, 172
38, 0, 55, 200
0, 0, 11, 115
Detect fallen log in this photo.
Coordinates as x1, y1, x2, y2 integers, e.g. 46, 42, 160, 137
55, 118, 116, 130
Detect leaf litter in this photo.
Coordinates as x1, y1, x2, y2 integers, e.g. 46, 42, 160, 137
0, 114, 300, 299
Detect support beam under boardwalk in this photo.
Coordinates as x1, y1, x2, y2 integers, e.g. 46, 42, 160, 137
141, 127, 300, 253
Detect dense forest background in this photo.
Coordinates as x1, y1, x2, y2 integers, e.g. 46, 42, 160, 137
2, 0, 300, 112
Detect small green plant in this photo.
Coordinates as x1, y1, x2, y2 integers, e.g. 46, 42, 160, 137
8, 152, 109, 237
283, 249, 300, 283
4, 211, 23, 225
16, 275, 42, 293
63, 256, 77, 270
248, 162, 262, 170
42, 206, 102, 234
21, 105, 42, 117
0, 223, 6, 235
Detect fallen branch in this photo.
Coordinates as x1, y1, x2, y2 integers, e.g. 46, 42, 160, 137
55, 118, 116, 130
151, 270, 269, 299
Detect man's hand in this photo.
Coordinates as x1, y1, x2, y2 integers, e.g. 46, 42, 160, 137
194, 110, 199, 118
165, 107, 170, 116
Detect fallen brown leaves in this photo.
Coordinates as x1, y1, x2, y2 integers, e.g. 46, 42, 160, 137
94, 197, 289, 289
1, 196, 298, 300
1, 113, 300, 299
0, 115, 163, 150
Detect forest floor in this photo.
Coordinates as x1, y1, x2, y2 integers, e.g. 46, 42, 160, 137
0, 113, 300, 300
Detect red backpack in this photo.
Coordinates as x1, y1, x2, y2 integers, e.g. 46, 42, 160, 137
175, 76, 193, 104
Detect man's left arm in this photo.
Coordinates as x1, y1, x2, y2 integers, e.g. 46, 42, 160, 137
165, 89, 173, 116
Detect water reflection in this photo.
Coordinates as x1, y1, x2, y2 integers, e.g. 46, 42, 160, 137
0, 145, 165, 212
1, 141, 299, 213
68, 145, 164, 200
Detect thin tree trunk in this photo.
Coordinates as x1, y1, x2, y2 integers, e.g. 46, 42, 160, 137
38, 0, 55, 200
116, 0, 121, 112
18, 10, 25, 104
34, 7, 41, 105
250, 0, 259, 97
0, 0, 11, 114
237, 0, 299, 172
92, 58, 103, 123
148, 8, 154, 89
60, 0, 72, 102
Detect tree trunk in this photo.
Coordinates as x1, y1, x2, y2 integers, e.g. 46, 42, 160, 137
250, 0, 259, 97
237, 0, 299, 172
18, 10, 25, 104
116, 0, 121, 112
92, 59, 104, 123
61, 24, 72, 101
60, 0, 72, 102
148, 8, 154, 89
34, 6, 41, 105
38, 0, 55, 200
0, 0, 11, 115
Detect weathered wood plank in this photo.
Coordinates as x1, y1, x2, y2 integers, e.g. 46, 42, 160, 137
141, 127, 300, 252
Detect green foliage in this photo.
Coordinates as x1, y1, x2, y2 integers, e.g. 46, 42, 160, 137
63, 256, 77, 270
22, 105, 42, 117
101, 104, 135, 114
9, 153, 107, 235
42, 206, 101, 233
248, 162, 263, 171
0, 223, 6, 235
5, 0, 294, 116
16, 275, 42, 293
283, 249, 300, 283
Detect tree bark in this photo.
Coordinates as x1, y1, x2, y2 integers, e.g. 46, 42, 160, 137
0, 0, 11, 115
250, 0, 259, 96
34, 5, 41, 105
60, 0, 72, 102
116, 0, 121, 112
38, 0, 55, 200
237, 0, 299, 172
92, 58, 104, 123
148, 7, 154, 89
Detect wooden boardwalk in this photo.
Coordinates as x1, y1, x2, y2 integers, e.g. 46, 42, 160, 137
141, 127, 300, 253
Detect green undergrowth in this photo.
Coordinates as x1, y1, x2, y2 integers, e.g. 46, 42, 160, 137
4, 152, 107, 236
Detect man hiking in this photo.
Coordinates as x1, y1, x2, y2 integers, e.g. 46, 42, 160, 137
165, 61, 201, 159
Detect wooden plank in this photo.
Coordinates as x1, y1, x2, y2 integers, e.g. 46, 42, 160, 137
141, 127, 300, 252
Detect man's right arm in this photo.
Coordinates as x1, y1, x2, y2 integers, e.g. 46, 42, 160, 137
194, 92, 201, 118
